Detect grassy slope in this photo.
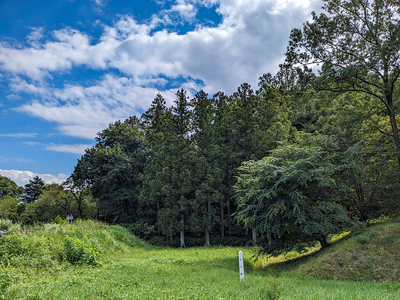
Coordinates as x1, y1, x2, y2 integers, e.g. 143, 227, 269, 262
290, 220, 400, 283
0, 220, 399, 299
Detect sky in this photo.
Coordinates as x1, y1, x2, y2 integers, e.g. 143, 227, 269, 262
0, 0, 323, 187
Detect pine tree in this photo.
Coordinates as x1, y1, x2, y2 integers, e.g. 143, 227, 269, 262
24, 176, 45, 203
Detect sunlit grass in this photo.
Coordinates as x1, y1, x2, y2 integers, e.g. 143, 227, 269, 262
1, 220, 399, 299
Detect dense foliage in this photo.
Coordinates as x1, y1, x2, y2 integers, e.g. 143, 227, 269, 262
72, 84, 293, 247
234, 134, 356, 256
4, 0, 400, 255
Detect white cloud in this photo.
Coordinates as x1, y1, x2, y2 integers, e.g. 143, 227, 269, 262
0, 169, 68, 186
10, 77, 49, 96
45, 144, 92, 155
167, 0, 198, 22
20, 141, 91, 154
90, 0, 110, 6
16, 74, 177, 139
27, 27, 44, 48
1, 0, 323, 140
5, 94, 22, 100
0, 0, 322, 84
0, 28, 91, 79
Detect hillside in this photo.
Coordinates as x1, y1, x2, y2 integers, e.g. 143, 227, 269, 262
288, 219, 400, 283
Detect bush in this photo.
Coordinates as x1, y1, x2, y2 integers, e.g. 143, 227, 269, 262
0, 233, 63, 268
0, 219, 13, 230
128, 222, 155, 239
0, 196, 18, 221
63, 235, 99, 266
7, 223, 21, 234
52, 215, 67, 225
0, 268, 12, 295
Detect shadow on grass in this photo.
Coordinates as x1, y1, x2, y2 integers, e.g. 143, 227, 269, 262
202, 236, 352, 277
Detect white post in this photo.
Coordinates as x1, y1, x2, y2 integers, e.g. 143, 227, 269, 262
238, 250, 244, 281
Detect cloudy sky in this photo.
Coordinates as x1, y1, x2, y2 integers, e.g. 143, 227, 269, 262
0, 0, 322, 186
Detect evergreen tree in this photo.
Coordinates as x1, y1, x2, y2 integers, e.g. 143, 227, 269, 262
24, 176, 45, 203
140, 93, 170, 235
141, 90, 196, 247
190, 90, 222, 246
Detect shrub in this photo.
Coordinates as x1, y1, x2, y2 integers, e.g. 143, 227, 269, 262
0, 219, 12, 230
0, 196, 18, 221
0, 233, 63, 268
52, 215, 67, 225
63, 235, 99, 266
7, 223, 21, 234
128, 222, 155, 239
0, 268, 12, 295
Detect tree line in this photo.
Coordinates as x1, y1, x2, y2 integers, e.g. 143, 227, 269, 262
72, 84, 293, 247
1, 0, 400, 254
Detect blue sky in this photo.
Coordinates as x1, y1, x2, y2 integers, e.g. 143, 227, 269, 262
0, 0, 322, 186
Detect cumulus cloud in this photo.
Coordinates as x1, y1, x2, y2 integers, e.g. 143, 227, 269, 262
0, 169, 68, 186
0, 0, 322, 85
1, 0, 323, 140
0, 28, 91, 79
16, 75, 178, 139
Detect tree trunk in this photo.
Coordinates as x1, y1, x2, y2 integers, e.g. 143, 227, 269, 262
204, 201, 210, 247
383, 70, 400, 169
227, 204, 232, 235
220, 202, 225, 239
316, 234, 329, 248
157, 200, 160, 235
204, 227, 210, 247
180, 215, 185, 247
252, 227, 256, 243
387, 106, 400, 168
77, 197, 82, 219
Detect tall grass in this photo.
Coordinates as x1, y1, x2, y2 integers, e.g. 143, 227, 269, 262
0, 220, 399, 299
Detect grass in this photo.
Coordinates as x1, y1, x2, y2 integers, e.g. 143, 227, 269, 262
0, 219, 399, 299
291, 220, 400, 283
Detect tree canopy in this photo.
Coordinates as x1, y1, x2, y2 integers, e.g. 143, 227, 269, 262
285, 0, 400, 166
0, 176, 23, 197
24, 176, 45, 203
234, 134, 355, 256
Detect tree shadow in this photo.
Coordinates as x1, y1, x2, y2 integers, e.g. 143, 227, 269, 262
202, 235, 352, 277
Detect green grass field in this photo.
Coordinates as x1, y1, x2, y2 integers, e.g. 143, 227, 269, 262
0, 219, 399, 299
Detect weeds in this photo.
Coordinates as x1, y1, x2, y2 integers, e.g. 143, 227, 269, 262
63, 235, 99, 266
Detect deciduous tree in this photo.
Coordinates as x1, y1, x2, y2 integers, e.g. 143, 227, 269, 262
286, 0, 400, 166
234, 134, 355, 256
